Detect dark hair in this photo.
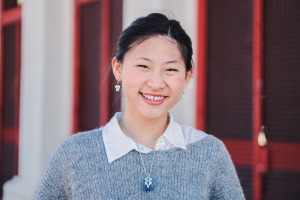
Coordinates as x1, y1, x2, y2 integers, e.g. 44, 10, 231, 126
116, 13, 194, 72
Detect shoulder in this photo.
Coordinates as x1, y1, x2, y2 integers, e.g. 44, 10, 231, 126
44, 128, 107, 174
194, 135, 234, 170
202, 134, 227, 152
61, 128, 102, 146
185, 131, 230, 162
180, 124, 228, 154
199, 134, 229, 156
180, 124, 226, 151
53, 128, 104, 158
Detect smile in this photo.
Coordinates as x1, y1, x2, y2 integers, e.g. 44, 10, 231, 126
141, 93, 166, 101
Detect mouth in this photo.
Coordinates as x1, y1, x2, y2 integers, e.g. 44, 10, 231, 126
140, 93, 167, 101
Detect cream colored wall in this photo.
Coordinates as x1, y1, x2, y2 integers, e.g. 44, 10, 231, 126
122, 0, 198, 126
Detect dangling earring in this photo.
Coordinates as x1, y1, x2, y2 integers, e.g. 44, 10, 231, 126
115, 81, 121, 92
182, 91, 185, 99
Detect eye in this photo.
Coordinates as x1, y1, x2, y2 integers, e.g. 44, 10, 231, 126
166, 68, 178, 72
137, 65, 149, 69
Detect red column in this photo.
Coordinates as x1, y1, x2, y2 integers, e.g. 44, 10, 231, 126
72, 0, 80, 134
252, 0, 263, 199
196, 0, 207, 131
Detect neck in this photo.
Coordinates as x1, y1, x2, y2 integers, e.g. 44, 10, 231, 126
119, 111, 168, 150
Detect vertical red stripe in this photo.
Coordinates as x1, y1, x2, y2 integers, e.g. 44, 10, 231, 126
196, 0, 207, 131
72, 1, 80, 134
252, 0, 263, 199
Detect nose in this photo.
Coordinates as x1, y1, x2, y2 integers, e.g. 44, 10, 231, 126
146, 72, 166, 90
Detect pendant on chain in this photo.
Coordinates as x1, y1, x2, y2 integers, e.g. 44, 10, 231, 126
121, 117, 159, 192
144, 176, 153, 191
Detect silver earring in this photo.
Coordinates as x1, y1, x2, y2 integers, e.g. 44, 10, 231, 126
182, 91, 185, 99
115, 81, 121, 92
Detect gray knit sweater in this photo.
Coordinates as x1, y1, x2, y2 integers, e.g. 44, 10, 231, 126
35, 129, 245, 199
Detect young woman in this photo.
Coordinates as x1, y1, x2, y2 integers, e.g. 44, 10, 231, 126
35, 13, 245, 199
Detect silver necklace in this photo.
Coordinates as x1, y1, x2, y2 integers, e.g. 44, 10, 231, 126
121, 116, 170, 191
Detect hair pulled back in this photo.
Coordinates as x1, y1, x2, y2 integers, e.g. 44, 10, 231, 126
116, 13, 194, 72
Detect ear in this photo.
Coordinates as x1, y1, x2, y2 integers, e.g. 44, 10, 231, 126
184, 68, 194, 89
112, 57, 122, 81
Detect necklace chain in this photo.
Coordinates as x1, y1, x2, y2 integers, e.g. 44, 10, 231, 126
121, 115, 170, 178
121, 117, 155, 177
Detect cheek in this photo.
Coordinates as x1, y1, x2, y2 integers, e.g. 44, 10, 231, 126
172, 76, 185, 90
122, 68, 146, 88
167, 76, 186, 93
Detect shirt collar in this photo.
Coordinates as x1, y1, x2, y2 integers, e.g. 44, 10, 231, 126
102, 112, 187, 163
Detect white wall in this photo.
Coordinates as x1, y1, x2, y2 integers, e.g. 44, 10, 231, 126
122, 0, 198, 126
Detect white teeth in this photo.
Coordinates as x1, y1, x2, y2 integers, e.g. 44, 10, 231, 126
142, 93, 165, 101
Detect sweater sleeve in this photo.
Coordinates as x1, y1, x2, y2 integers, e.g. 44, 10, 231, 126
35, 141, 72, 200
209, 139, 245, 200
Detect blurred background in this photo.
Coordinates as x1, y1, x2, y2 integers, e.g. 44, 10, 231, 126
0, 0, 299, 199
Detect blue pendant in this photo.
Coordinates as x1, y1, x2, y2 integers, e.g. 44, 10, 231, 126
144, 176, 153, 191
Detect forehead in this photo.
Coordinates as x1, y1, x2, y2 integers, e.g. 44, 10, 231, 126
124, 35, 183, 63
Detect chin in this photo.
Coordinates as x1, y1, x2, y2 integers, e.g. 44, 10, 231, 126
140, 109, 168, 120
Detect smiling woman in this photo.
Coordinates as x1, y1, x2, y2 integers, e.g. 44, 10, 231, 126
113, 35, 192, 149
35, 13, 245, 199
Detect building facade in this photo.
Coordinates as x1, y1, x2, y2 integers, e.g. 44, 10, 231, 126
0, 0, 299, 199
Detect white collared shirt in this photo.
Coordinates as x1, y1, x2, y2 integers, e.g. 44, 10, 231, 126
102, 112, 207, 163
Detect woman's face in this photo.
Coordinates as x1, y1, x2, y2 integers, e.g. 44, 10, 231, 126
112, 35, 193, 120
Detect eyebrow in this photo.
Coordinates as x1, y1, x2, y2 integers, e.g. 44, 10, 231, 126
166, 60, 180, 64
135, 57, 152, 62
135, 57, 180, 64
